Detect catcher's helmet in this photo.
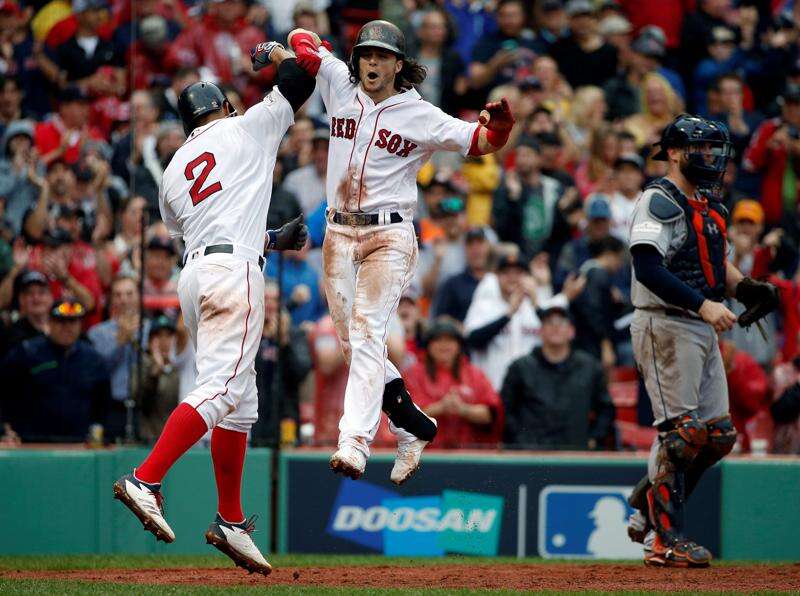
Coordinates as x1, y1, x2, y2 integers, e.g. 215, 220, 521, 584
350, 20, 405, 69
177, 81, 233, 136
652, 114, 733, 188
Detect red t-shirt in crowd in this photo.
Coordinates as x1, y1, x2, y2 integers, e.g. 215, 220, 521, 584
34, 119, 105, 165
403, 356, 503, 448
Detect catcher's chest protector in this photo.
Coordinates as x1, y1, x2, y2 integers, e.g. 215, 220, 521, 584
652, 178, 728, 301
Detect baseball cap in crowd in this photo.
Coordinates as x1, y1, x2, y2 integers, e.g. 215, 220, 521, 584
150, 314, 177, 334
779, 83, 800, 104
518, 76, 543, 92
0, 0, 20, 14
541, 0, 563, 12
773, 11, 796, 31
631, 29, 665, 58
496, 252, 529, 272
312, 127, 330, 144
465, 227, 488, 243
517, 135, 542, 152
400, 287, 419, 304
614, 152, 645, 171
71, 161, 95, 182
709, 26, 736, 45
43, 227, 73, 247
18, 270, 48, 290
537, 303, 573, 324
565, 0, 595, 17
59, 85, 89, 104
599, 15, 632, 37
72, 0, 108, 12
437, 196, 465, 216
731, 199, 764, 225
140, 15, 168, 47
147, 236, 176, 255
535, 131, 562, 148
50, 300, 86, 320
423, 317, 463, 346
586, 194, 612, 220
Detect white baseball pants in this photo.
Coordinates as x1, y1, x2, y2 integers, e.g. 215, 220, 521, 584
322, 217, 418, 455
178, 252, 264, 434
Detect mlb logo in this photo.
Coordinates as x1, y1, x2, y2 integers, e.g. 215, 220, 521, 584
538, 485, 643, 559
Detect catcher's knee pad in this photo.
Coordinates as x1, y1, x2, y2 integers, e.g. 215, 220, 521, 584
382, 378, 437, 442
705, 415, 736, 460
659, 411, 708, 466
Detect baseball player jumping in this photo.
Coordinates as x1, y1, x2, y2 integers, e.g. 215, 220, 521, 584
285, 21, 515, 484
625, 115, 778, 567
112, 43, 313, 575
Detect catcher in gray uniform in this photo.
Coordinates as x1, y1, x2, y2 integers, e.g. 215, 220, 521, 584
624, 115, 779, 567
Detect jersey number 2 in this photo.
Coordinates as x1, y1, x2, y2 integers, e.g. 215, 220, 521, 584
185, 152, 222, 206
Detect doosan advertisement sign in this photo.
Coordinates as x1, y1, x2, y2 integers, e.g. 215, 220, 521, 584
326, 479, 503, 556
280, 453, 720, 557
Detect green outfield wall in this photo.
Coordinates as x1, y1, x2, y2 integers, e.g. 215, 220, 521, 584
0, 448, 271, 555
1, 448, 797, 560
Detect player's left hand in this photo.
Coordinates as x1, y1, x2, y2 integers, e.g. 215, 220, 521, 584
479, 97, 515, 133
269, 215, 308, 251
251, 41, 283, 71
736, 277, 780, 327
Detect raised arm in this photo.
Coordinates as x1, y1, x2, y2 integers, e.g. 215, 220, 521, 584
469, 98, 516, 156
251, 42, 316, 113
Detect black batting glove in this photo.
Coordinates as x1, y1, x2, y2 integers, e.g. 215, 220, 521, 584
266, 215, 308, 251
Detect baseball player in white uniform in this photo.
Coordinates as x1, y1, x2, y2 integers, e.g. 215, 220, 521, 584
113, 43, 313, 576
287, 21, 515, 484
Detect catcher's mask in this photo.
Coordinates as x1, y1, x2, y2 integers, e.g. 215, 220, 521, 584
177, 81, 236, 136
652, 114, 733, 192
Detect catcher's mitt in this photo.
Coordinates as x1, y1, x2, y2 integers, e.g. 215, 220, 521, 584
735, 277, 779, 327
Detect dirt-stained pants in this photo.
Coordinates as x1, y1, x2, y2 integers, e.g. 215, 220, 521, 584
630, 309, 729, 482
178, 252, 264, 434
322, 216, 419, 456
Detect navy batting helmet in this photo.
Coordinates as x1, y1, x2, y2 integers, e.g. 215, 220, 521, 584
177, 82, 233, 136
652, 114, 733, 188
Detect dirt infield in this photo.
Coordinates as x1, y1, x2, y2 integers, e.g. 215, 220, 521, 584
4, 563, 800, 591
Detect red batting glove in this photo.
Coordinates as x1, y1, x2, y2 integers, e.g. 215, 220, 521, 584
479, 97, 515, 146
290, 31, 322, 76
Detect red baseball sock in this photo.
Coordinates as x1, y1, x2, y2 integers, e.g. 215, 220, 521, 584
211, 426, 247, 523
136, 403, 208, 484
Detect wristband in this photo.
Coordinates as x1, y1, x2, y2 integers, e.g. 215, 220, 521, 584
266, 229, 278, 250
290, 31, 318, 52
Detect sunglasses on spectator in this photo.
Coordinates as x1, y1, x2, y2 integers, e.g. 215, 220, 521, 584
436, 196, 465, 216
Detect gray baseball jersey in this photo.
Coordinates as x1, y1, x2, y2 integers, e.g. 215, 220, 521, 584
627, 182, 728, 426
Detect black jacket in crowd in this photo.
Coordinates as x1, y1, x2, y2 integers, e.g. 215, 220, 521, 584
500, 347, 615, 450
0, 335, 112, 442
251, 325, 312, 446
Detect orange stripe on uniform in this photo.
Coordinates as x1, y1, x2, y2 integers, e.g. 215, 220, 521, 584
708, 208, 728, 254
691, 209, 716, 288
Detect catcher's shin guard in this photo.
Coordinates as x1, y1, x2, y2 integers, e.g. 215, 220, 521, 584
382, 379, 437, 441
648, 411, 708, 544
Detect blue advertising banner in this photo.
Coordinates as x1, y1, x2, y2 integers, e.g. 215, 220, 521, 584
279, 452, 721, 558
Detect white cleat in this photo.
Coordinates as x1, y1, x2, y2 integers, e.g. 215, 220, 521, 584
390, 423, 435, 486
329, 444, 367, 480
113, 472, 176, 543
627, 509, 649, 544
205, 514, 272, 576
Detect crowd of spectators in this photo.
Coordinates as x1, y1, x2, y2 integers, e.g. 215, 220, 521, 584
1, 0, 800, 455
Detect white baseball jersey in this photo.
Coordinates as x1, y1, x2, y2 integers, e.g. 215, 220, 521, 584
316, 47, 478, 214
159, 87, 295, 255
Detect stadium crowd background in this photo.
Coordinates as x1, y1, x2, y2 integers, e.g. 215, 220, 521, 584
0, 0, 799, 455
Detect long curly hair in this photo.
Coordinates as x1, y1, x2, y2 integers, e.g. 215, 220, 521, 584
348, 52, 427, 91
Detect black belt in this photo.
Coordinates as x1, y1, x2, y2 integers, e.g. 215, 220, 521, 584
661, 307, 700, 320
184, 244, 265, 268
332, 211, 403, 226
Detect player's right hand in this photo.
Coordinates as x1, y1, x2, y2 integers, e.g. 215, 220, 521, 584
698, 300, 737, 332
289, 31, 322, 76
